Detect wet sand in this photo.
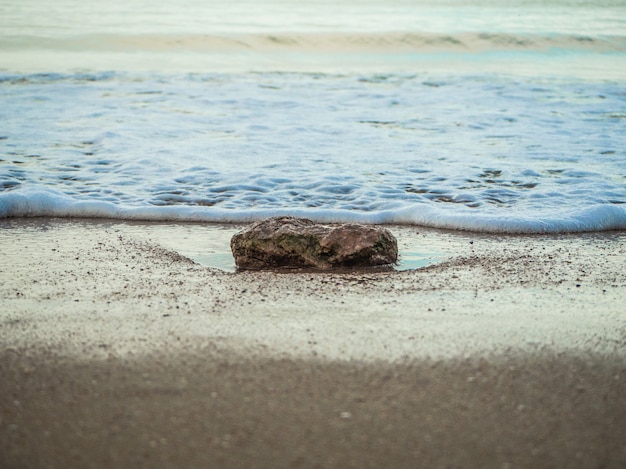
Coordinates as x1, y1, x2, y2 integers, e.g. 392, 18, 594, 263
1, 218, 625, 467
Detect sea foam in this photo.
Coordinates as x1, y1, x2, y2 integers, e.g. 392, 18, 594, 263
2, 187, 625, 234
1, 71, 624, 234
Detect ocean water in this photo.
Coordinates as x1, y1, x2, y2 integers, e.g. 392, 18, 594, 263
1, 0, 625, 233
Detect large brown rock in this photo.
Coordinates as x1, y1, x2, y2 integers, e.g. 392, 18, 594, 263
231, 216, 398, 270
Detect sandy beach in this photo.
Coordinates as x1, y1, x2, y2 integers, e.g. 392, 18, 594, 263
1, 218, 625, 467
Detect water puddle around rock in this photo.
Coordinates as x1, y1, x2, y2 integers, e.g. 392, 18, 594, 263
189, 245, 444, 272
114, 222, 448, 272
0, 219, 453, 272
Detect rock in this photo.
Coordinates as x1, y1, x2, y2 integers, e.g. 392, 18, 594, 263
230, 216, 398, 270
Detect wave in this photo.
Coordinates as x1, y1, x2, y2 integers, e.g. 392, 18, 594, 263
1, 188, 625, 234
3, 32, 626, 54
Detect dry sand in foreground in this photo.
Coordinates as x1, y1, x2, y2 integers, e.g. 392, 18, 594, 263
1, 218, 625, 468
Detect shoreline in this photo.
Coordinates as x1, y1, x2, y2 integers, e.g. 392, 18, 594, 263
1, 217, 625, 466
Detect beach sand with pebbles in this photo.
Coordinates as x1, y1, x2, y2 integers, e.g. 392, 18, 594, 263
1, 218, 625, 467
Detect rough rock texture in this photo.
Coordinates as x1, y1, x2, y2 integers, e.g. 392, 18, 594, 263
231, 216, 398, 270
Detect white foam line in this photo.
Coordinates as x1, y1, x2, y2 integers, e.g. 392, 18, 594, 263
2, 187, 625, 234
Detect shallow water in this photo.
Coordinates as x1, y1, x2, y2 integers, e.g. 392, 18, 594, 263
0, 218, 456, 271
1, 0, 625, 233
97, 222, 449, 272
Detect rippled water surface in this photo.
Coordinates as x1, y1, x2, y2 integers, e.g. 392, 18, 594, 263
1, 0, 625, 233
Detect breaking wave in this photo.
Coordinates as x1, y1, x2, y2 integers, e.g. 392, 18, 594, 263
4, 31, 626, 53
